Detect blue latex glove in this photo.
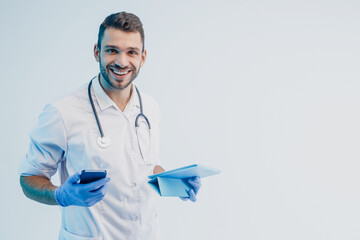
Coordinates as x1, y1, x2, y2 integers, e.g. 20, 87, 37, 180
180, 177, 201, 202
54, 172, 110, 207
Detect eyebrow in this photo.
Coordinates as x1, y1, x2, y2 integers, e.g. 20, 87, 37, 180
104, 45, 140, 52
104, 45, 118, 49
128, 47, 141, 52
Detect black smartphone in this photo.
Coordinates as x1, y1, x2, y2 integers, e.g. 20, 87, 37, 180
80, 170, 107, 184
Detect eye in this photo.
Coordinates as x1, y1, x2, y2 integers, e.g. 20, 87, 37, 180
129, 50, 138, 55
106, 49, 118, 54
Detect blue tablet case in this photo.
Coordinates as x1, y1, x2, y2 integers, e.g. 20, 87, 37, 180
148, 164, 220, 197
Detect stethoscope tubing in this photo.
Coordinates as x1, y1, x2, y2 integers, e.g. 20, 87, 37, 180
88, 77, 105, 138
134, 87, 151, 129
88, 77, 151, 139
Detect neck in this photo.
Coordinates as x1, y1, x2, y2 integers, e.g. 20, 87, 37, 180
98, 75, 133, 112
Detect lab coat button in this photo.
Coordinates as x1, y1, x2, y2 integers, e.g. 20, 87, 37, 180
133, 216, 139, 221
132, 183, 137, 188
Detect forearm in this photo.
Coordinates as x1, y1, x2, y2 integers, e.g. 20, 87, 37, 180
153, 165, 165, 174
19, 175, 58, 205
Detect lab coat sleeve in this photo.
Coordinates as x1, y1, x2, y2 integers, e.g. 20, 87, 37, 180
18, 103, 68, 179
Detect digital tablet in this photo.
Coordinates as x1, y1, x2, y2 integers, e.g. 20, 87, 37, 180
148, 164, 220, 179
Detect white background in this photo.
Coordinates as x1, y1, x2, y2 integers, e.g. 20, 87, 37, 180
1, 0, 360, 239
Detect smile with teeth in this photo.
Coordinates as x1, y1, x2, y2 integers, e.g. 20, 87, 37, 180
110, 67, 131, 76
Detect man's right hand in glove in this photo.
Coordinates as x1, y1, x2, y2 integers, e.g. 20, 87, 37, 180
54, 172, 111, 207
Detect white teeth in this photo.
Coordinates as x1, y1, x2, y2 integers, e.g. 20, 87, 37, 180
112, 68, 129, 75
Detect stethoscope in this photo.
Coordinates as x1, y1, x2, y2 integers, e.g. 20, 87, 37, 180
88, 77, 152, 162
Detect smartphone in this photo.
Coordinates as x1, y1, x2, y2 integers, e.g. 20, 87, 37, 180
80, 170, 107, 184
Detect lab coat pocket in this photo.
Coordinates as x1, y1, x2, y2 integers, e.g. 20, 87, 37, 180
59, 227, 103, 240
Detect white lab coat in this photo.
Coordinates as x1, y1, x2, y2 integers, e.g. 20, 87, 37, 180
19, 76, 161, 240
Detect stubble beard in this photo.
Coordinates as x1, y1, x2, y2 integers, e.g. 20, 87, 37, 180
99, 58, 140, 90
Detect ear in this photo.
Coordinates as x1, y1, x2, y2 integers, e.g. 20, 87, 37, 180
94, 44, 100, 62
140, 49, 147, 67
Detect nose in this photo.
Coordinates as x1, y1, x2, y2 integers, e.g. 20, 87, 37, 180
114, 52, 129, 68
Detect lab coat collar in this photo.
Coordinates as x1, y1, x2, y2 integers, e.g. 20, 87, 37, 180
92, 75, 140, 112
124, 85, 141, 112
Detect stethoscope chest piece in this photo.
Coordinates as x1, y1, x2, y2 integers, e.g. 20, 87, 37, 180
97, 136, 111, 148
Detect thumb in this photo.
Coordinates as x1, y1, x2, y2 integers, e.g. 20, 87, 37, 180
66, 172, 81, 184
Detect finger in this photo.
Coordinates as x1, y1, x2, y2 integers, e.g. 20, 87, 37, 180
91, 181, 110, 196
188, 189, 197, 202
188, 178, 201, 194
85, 192, 107, 205
188, 177, 201, 186
86, 196, 104, 207
67, 172, 81, 184
83, 178, 111, 191
192, 177, 201, 183
180, 196, 189, 201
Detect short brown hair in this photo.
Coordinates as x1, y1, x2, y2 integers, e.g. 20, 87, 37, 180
97, 12, 145, 51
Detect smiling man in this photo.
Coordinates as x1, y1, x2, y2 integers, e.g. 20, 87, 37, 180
18, 12, 200, 240
95, 27, 146, 110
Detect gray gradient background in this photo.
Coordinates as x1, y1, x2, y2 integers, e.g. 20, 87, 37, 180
1, 0, 360, 239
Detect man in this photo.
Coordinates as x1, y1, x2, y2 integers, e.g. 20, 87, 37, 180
19, 12, 201, 240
